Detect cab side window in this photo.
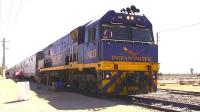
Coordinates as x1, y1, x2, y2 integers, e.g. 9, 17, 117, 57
88, 28, 96, 43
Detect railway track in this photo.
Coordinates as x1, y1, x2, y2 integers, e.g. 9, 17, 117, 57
60, 87, 200, 111
127, 90, 200, 112
129, 95, 200, 112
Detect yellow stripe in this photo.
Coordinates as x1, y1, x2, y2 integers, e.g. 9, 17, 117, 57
97, 61, 159, 71
152, 79, 158, 92
119, 72, 127, 95
40, 66, 66, 72
145, 72, 157, 92
40, 61, 159, 72
102, 71, 118, 93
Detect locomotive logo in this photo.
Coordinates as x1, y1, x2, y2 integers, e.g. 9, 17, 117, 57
112, 47, 152, 62
123, 47, 151, 62
123, 47, 143, 57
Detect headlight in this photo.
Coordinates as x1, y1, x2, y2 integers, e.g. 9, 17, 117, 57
105, 74, 110, 79
130, 16, 134, 20
103, 71, 112, 79
104, 73, 111, 79
127, 16, 130, 20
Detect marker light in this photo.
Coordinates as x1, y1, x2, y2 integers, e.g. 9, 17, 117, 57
153, 73, 157, 79
153, 75, 156, 79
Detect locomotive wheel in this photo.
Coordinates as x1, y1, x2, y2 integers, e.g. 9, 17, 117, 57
88, 81, 98, 96
83, 81, 90, 95
30, 76, 36, 82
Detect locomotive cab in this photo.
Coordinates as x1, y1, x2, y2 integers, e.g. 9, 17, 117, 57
90, 11, 159, 95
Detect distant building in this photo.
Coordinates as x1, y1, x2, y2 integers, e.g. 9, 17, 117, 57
158, 73, 200, 80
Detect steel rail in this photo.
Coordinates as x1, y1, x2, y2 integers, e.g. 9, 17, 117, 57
129, 95, 200, 111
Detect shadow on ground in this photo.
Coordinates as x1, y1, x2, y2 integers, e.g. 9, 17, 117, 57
4, 100, 27, 104
29, 82, 120, 111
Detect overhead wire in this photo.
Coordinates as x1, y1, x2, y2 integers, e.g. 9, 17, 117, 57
0, 0, 2, 34
6, 0, 14, 37
156, 22, 200, 45
159, 22, 200, 33
14, 0, 23, 29
4, 0, 23, 38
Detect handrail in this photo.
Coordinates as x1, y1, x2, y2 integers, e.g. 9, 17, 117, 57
101, 38, 155, 45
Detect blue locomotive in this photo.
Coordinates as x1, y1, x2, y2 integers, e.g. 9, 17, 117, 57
8, 6, 159, 95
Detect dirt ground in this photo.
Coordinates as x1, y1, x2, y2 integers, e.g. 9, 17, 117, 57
158, 83, 200, 92
0, 78, 155, 112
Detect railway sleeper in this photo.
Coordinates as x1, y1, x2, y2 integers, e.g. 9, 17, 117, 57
131, 96, 200, 111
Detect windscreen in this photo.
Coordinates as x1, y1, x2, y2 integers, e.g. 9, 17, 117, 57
102, 24, 154, 42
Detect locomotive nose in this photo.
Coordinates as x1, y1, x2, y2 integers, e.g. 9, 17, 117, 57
101, 41, 158, 63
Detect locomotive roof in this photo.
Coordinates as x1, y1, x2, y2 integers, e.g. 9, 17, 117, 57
85, 10, 152, 28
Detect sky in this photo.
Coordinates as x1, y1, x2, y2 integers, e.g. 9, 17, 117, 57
1, 0, 200, 74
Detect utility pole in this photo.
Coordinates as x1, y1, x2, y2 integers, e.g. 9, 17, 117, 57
0, 38, 9, 78
2, 38, 5, 68
156, 32, 159, 45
